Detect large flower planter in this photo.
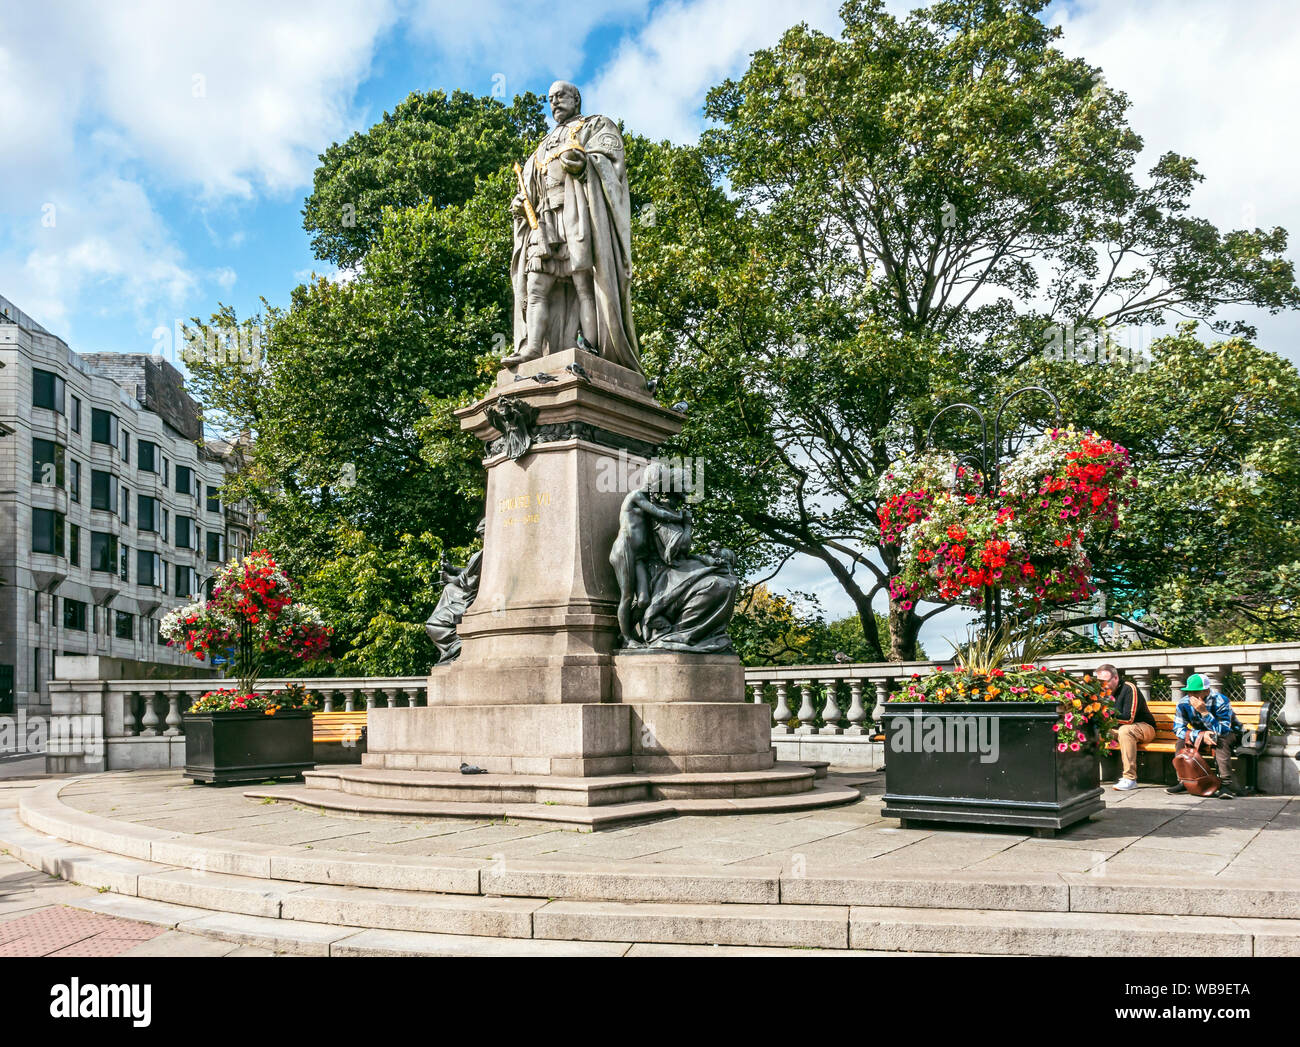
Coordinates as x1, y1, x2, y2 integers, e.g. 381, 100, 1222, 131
182, 709, 315, 784
881, 701, 1104, 837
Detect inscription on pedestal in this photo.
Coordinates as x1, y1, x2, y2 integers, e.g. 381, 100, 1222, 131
497, 489, 554, 527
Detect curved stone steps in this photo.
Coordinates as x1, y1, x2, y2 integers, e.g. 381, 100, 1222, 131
249, 775, 859, 828
6, 781, 1300, 955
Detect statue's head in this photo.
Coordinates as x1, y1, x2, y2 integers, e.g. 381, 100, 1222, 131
548, 81, 582, 124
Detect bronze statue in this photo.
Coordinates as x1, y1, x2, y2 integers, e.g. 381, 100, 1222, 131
609, 464, 738, 652
425, 519, 485, 664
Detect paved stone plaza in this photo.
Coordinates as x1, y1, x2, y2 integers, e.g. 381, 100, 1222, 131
3, 769, 1299, 956
52, 770, 1300, 877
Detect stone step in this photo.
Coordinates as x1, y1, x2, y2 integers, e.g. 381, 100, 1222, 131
5, 811, 1300, 955
303, 763, 822, 807
12, 793, 1300, 924
243, 777, 862, 828
848, 905, 1300, 957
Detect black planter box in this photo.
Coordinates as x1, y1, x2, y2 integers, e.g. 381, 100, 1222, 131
183, 709, 315, 784
881, 701, 1104, 837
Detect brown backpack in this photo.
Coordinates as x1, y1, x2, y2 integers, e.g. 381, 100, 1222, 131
1172, 733, 1221, 796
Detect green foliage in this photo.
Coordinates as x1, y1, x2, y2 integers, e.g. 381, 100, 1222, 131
731, 585, 921, 665
635, 0, 1298, 659
302, 89, 547, 269
1024, 324, 1300, 644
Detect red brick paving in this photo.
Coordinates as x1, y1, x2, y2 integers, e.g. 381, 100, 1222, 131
0, 906, 162, 956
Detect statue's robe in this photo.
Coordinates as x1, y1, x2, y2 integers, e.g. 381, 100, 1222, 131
510, 114, 642, 374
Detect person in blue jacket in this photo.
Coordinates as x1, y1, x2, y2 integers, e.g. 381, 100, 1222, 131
1167, 674, 1242, 798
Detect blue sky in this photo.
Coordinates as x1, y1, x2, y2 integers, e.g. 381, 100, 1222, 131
4, 0, 1298, 656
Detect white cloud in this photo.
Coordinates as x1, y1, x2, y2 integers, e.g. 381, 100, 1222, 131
587, 0, 844, 142
1050, 0, 1300, 359
406, 0, 646, 100
10, 176, 198, 335
1, 1, 401, 201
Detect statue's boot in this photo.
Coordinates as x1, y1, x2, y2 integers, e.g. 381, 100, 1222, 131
502, 343, 544, 369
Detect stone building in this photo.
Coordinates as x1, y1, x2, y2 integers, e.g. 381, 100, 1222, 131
0, 295, 253, 717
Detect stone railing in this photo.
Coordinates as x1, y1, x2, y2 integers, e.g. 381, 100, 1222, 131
47, 676, 429, 774
743, 642, 1300, 793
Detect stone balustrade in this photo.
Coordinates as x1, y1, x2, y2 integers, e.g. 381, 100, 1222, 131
45, 676, 429, 774
743, 641, 1300, 793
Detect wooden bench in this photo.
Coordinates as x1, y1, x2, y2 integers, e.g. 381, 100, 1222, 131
1123, 700, 1272, 794
312, 711, 367, 748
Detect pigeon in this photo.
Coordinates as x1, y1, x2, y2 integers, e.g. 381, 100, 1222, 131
531, 371, 558, 384
565, 361, 591, 382
459, 762, 489, 775
576, 332, 598, 355
833, 651, 851, 664
646, 377, 659, 394
671, 401, 689, 415
513, 374, 527, 383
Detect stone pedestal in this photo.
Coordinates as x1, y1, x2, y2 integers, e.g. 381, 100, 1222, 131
318, 351, 844, 823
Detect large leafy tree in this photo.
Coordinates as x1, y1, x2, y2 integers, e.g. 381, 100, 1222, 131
1023, 326, 1300, 646
639, 0, 1298, 660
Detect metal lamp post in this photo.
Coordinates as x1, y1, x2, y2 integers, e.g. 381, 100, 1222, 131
922, 385, 1062, 635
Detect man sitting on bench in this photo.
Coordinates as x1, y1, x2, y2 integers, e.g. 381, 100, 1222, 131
1096, 663, 1155, 792
1167, 674, 1242, 799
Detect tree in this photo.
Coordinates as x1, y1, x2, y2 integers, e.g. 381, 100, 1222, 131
633, 0, 1298, 660
1026, 325, 1300, 645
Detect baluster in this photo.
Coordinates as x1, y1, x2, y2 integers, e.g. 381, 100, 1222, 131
819, 678, 842, 735
122, 690, 138, 737
794, 680, 817, 734
845, 680, 867, 735
364, 688, 378, 711
344, 689, 356, 712
1280, 669, 1300, 747
1128, 667, 1152, 700
139, 691, 161, 737
322, 690, 335, 713
163, 690, 182, 736
772, 682, 794, 735
1240, 667, 1264, 705
1197, 666, 1225, 694
749, 681, 766, 706
873, 681, 892, 732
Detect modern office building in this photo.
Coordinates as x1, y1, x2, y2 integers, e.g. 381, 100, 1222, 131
0, 295, 253, 716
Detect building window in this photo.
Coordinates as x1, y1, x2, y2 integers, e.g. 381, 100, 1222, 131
33, 369, 65, 413
32, 508, 65, 556
69, 459, 81, 503
33, 649, 42, 693
176, 515, 195, 549
162, 507, 170, 543
0, 665, 13, 716
71, 395, 82, 433
119, 542, 130, 582
206, 484, 221, 514
90, 470, 118, 513
137, 494, 158, 532
120, 430, 130, 464
138, 440, 157, 473
175, 465, 194, 496
91, 408, 118, 448
137, 549, 163, 587
174, 564, 194, 598
31, 438, 65, 487
90, 531, 118, 573
206, 531, 224, 562
121, 486, 130, 525
115, 611, 134, 641
69, 523, 80, 567
63, 599, 87, 631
